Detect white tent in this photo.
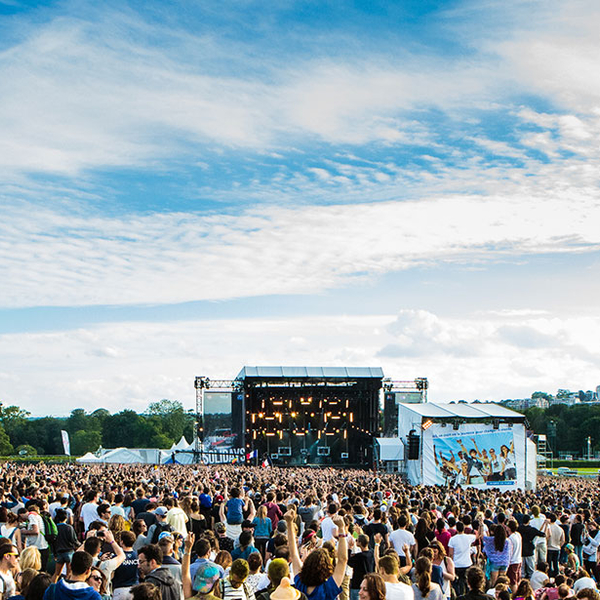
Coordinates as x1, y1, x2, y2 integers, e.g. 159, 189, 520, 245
76, 452, 100, 463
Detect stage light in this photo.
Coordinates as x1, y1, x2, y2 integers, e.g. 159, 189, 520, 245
291, 412, 297, 418
251, 414, 256, 423
259, 413, 264, 418
350, 413, 354, 422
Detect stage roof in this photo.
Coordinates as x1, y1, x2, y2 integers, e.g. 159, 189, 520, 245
399, 402, 524, 420
236, 366, 385, 380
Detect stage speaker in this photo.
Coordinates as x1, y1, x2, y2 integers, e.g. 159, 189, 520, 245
278, 446, 292, 456
407, 430, 420, 460
383, 392, 397, 437
341, 452, 349, 459
317, 447, 330, 456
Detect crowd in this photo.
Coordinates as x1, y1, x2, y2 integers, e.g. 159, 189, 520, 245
0, 463, 599, 600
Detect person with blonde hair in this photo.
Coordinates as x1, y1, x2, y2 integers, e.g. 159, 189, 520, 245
20, 547, 42, 572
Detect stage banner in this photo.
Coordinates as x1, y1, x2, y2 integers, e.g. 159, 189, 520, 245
423, 423, 524, 490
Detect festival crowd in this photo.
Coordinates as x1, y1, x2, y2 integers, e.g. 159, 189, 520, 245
0, 463, 599, 600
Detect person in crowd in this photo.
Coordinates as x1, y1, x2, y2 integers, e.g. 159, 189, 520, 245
412, 557, 444, 600
252, 506, 273, 560
457, 566, 494, 600
86, 568, 110, 600
138, 544, 181, 600
44, 551, 101, 600
0, 544, 20, 599
430, 540, 455, 600
286, 509, 347, 600
112, 530, 140, 600
512, 579, 535, 600
53, 508, 79, 582
358, 574, 386, 600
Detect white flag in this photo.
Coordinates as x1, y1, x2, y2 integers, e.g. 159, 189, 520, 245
61, 430, 71, 455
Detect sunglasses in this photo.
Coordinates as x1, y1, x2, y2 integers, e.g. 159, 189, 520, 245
89, 576, 103, 582
5, 553, 19, 557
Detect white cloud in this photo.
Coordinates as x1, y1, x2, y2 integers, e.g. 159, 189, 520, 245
1, 309, 599, 415
2, 186, 600, 309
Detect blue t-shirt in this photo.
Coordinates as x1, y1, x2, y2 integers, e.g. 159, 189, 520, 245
294, 575, 342, 600
226, 498, 244, 524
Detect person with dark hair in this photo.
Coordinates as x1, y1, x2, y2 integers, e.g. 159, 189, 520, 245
24, 574, 52, 600
53, 509, 79, 582
189, 537, 224, 582
478, 524, 511, 586
130, 583, 162, 600
138, 544, 181, 600
390, 515, 416, 568
43, 551, 101, 600
86, 568, 109, 600
546, 514, 564, 579
348, 534, 376, 600
0, 544, 20, 599
512, 579, 534, 600
232, 531, 259, 562
412, 557, 443, 600
0, 509, 22, 552
576, 589, 600, 600
518, 516, 547, 580
358, 574, 386, 600
363, 509, 389, 552
112, 530, 139, 600
457, 566, 493, 600
286, 508, 347, 600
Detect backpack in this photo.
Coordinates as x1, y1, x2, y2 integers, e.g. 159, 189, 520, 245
150, 522, 173, 544
41, 513, 58, 548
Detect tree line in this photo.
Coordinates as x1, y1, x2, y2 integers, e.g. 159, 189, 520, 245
522, 402, 600, 455
0, 400, 196, 456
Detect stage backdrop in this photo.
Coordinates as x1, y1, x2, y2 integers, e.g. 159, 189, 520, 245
422, 422, 526, 490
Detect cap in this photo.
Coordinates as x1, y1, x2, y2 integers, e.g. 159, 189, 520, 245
158, 531, 174, 541
155, 507, 168, 516
276, 521, 287, 533
193, 563, 221, 593
565, 543, 574, 551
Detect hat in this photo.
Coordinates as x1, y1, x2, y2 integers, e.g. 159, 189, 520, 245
270, 577, 301, 600
158, 531, 174, 541
155, 506, 168, 516
276, 521, 287, 533
565, 543, 574, 552
193, 563, 221, 594
215, 495, 224, 502
242, 520, 255, 529
215, 522, 226, 534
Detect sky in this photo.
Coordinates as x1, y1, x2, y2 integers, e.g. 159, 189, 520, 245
1, 0, 600, 417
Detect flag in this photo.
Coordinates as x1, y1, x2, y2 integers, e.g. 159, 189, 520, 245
262, 457, 271, 468
60, 430, 71, 455
246, 450, 258, 460
231, 456, 238, 464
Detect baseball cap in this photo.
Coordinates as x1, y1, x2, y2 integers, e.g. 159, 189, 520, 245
155, 506, 168, 516
193, 563, 221, 593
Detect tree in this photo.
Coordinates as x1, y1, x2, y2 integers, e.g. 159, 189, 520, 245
147, 399, 186, 442
0, 424, 13, 455
16, 444, 37, 456
71, 430, 102, 455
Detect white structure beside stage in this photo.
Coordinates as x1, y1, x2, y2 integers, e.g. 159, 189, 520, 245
395, 402, 537, 491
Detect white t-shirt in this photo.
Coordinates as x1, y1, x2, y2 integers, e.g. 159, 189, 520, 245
448, 533, 476, 568
508, 532, 522, 564
0, 571, 16, 599
530, 516, 546, 546
320, 516, 338, 542
81, 501, 100, 531
25, 512, 48, 550
573, 577, 597, 593
386, 582, 415, 600
389, 529, 416, 557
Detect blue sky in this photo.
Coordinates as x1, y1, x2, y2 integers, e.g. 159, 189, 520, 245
1, 0, 600, 416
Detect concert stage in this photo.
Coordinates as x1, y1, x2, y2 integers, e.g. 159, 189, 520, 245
195, 366, 427, 467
